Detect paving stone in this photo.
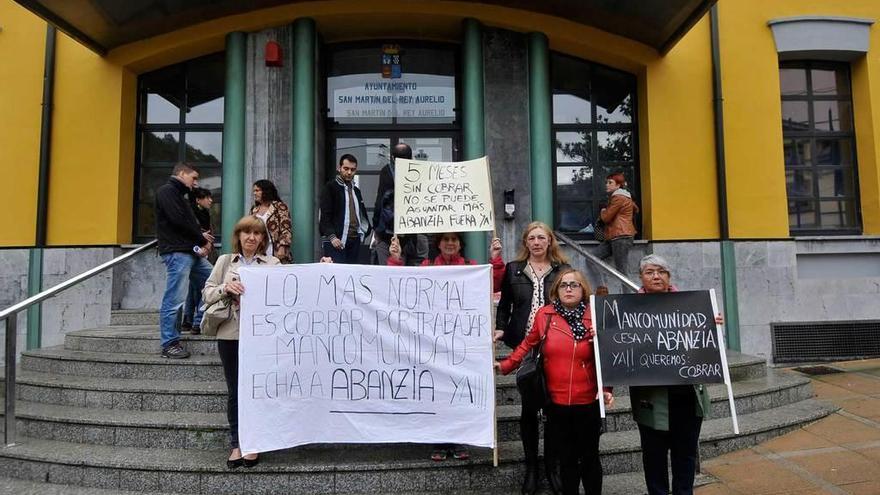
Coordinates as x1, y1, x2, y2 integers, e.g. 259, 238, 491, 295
113, 393, 144, 410
140, 394, 176, 411
48, 464, 84, 485
199, 472, 243, 495
85, 391, 114, 409
287, 472, 335, 494
158, 471, 200, 493
81, 466, 120, 489
82, 425, 116, 446
242, 473, 292, 495
118, 469, 159, 492
335, 470, 424, 493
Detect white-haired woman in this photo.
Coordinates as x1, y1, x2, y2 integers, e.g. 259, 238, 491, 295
632, 254, 722, 495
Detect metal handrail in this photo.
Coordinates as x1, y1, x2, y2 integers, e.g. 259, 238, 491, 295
554, 231, 641, 292
3, 239, 158, 446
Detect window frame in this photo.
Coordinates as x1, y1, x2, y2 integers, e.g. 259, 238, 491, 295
133, 52, 225, 242
550, 53, 640, 239
780, 60, 861, 235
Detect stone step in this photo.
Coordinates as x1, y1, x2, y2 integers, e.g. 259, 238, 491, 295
74, 325, 771, 380
57, 326, 766, 387
20, 347, 223, 382
110, 310, 159, 326
14, 367, 810, 424
3, 371, 815, 449
66, 326, 217, 356
0, 470, 705, 495
0, 399, 838, 494
15, 371, 227, 413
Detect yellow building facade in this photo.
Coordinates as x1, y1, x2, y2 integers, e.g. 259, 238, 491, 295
2, 0, 880, 363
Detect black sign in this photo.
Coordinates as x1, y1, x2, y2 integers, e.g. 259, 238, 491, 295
593, 290, 725, 387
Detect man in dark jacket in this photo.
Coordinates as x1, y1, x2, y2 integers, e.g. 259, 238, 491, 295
155, 163, 214, 359
371, 143, 428, 265
319, 154, 371, 264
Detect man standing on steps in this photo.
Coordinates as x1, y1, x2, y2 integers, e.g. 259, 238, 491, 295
319, 154, 371, 264
371, 142, 428, 265
154, 163, 214, 359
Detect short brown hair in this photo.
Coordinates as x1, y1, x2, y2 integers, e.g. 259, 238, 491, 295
231, 216, 269, 255
172, 162, 198, 176
548, 268, 592, 303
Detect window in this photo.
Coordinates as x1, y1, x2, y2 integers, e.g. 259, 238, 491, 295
780, 62, 860, 233
551, 53, 639, 237
134, 53, 225, 240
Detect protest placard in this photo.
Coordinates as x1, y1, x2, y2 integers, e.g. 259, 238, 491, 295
590, 289, 738, 432
393, 157, 495, 235
237, 263, 496, 454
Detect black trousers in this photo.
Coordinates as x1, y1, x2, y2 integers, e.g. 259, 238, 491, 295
520, 394, 554, 466
217, 339, 239, 448
638, 413, 703, 495
546, 402, 603, 495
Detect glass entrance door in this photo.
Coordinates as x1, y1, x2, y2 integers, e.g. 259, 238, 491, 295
329, 134, 458, 221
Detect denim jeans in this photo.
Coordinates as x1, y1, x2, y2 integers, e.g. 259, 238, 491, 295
159, 252, 213, 348
182, 275, 202, 327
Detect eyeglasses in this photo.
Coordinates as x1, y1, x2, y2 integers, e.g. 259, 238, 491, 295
559, 282, 582, 290
642, 269, 670, 277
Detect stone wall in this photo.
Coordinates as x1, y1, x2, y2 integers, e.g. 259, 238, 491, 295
245, 25, 294, 207
0, 248, 113, 364
484, 27, 530, 263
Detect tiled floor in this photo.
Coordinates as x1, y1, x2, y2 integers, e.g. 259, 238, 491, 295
698, 359, 880, 495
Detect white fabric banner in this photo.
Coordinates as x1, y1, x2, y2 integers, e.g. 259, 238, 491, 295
237, 263, 496, 454
393, 157, 495, 234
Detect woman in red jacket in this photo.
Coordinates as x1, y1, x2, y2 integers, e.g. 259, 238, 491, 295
497, 269, 614, 495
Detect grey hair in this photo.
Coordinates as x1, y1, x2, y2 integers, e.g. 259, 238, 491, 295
639, 254, 672, 274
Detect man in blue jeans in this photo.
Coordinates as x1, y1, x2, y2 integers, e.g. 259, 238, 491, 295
154, 163, 214, 359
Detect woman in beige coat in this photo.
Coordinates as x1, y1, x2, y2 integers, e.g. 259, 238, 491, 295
202, 215, 280, 469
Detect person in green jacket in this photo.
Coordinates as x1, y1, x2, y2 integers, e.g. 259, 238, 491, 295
631, 254, 721, 495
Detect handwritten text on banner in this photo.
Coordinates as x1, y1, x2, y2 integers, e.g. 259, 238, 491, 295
394, 157, 495, 235
237, 263, 495, 453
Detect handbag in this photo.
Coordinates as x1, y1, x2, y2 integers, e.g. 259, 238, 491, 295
515, 315, 552, 407
594, 218, 606, 241
200, 297, 233, 336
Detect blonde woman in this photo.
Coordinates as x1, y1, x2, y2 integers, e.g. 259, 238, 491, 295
495, 221, 571, 495
202, 216, 280, 469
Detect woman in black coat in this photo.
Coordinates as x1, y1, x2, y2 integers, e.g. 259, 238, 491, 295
495, 221, 571, 495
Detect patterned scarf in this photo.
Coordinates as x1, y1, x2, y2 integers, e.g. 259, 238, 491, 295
552, 299, 588, 340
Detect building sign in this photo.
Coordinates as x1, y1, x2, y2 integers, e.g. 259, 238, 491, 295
328, 73, 455, 121
237, 263, 496, 454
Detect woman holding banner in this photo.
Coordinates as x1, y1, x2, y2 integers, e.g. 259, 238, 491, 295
202, 216, 280, 469
632, 254, 721, 495
494, 221, 570, 495
496, 268, 613, 495
388, 231, 504, 461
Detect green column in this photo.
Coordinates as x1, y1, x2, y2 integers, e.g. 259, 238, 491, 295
292, 18, 316, 263
26, 248, 43, 350
221, 32, 247, 252
721, 241, 741, 351
462, 18, 488, 263
528, 32, 554, 226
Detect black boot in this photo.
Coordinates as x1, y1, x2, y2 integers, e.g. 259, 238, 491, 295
521, 463, 538, 495
545, 458, 563, 495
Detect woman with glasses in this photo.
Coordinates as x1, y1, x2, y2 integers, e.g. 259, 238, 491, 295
494, 221, 570, 495
496, 268, 613, 495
